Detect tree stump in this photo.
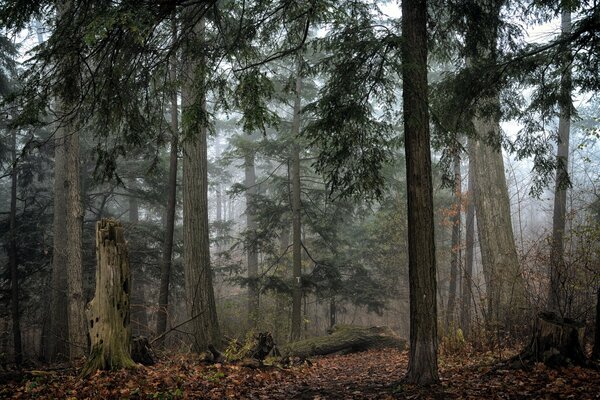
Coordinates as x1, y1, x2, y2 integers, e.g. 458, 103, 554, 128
81, 219, 136, 377
516, 312, 587, 368
131, 336, 155, 366
281, 325, 406, 358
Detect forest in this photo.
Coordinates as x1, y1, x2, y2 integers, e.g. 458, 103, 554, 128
0, 0, 599, 398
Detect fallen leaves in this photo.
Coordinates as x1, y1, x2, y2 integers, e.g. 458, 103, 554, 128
1, 347, 599, 399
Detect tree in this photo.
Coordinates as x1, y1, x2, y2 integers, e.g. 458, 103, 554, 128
290, 56, 304, 342
181, 12, 220, 352
446, 150, 462, 330
156, 15, 179, 346
548, 4, 572, 314
466, 0, 526, 329
244, 134, 260, 328
57, 1, 88, 360
8, 127, 22, 366
402, 0, 439, 385
460, 157, 476, 337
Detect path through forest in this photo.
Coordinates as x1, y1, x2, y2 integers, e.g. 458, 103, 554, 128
2, 348, 599, 399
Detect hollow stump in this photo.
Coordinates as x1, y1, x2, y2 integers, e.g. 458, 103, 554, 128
516, 312, 587, 368
81, 219, 136, 377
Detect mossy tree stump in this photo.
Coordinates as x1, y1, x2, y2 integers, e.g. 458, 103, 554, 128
516, 312, 587, 368
81, 219, 136, 377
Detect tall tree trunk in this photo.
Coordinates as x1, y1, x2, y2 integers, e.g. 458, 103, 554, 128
129, 195, 148, 336
548, 6, 572, 315
446, 151, 461, 330
460, 151, 476, 337
56, 0, 87, 361
181, 14, 220, 352
290, 58, 303, 342
467, 1, 526, 329
402, 0, 439, 385
63, 115, 87, 360
9, 129, 22, 366
156, 16, 179, 346
245, 144, 260, 328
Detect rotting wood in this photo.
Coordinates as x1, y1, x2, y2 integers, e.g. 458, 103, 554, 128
81, 219, 136, 377
513, 312, 588, 368
281, 325, 406, 358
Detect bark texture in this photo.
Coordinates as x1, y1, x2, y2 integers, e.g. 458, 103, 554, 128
282, 325, 406, 358
446, 151, 461, 330
9, 129, 22, 366
460, 152, 476, 337
156, 15, 179, 345
467, 0, 526, 328
245, 145, 260, 328
290, 58, 303, 342
48, 126, 69, 361
57, 0, 87, 361
81, 219, 136, 377
592, 287, 600, 361
548, 7, 572, 314
401, 0, 439, 385
181, 14, 220, 352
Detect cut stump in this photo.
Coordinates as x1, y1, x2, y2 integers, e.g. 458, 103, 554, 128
514, 312, 587, 368
81, 219, 136, 377
131, 336, 155, 366
281, 325, 406, 358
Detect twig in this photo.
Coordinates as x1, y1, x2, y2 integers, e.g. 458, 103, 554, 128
150, 311, 205, 345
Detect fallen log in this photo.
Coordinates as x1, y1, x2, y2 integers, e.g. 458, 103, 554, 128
280, 325, 406, 358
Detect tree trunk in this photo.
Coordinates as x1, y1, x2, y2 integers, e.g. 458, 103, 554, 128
460, 151, 476, 337
516, 312, 587, 367
47, 125, 69, 362
592, 287, 600, 361
129, 195, 148, 336
156, 15, 179, 346
548, 6, 572, 315
245, 144, 260, 328
290, 57, 303, 342
282, 325, 406, 358
63, 113, 87, 360
401, 0, 439, 385
181, 13, 220, 352
446, 151, 461, 330
56, 1, 87, 361
9, 129, 22, 366
467, 1, 526, 329
81, 219, 136, 377
329, 297, 336, 329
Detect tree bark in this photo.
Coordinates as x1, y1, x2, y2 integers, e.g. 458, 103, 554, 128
156, 15, 179, 346
81, 219, 136, 377
129, 195, 148, 336
245, 142, 260, 328
290, 57, 303, 342
446, 151, 461, 330
467, 1, 526, 329
516, 312, 587, 367
56, 0, 87, 361
181, 13, 220, 352
401, 0, 439, 385
9, 129, 22, 366
460, 151, 476, 337
548, 6, 572, 315
592, 287, 600, 360
63, 106, 87, 360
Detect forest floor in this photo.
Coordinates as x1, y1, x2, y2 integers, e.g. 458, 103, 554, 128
1, 347, 600, 399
